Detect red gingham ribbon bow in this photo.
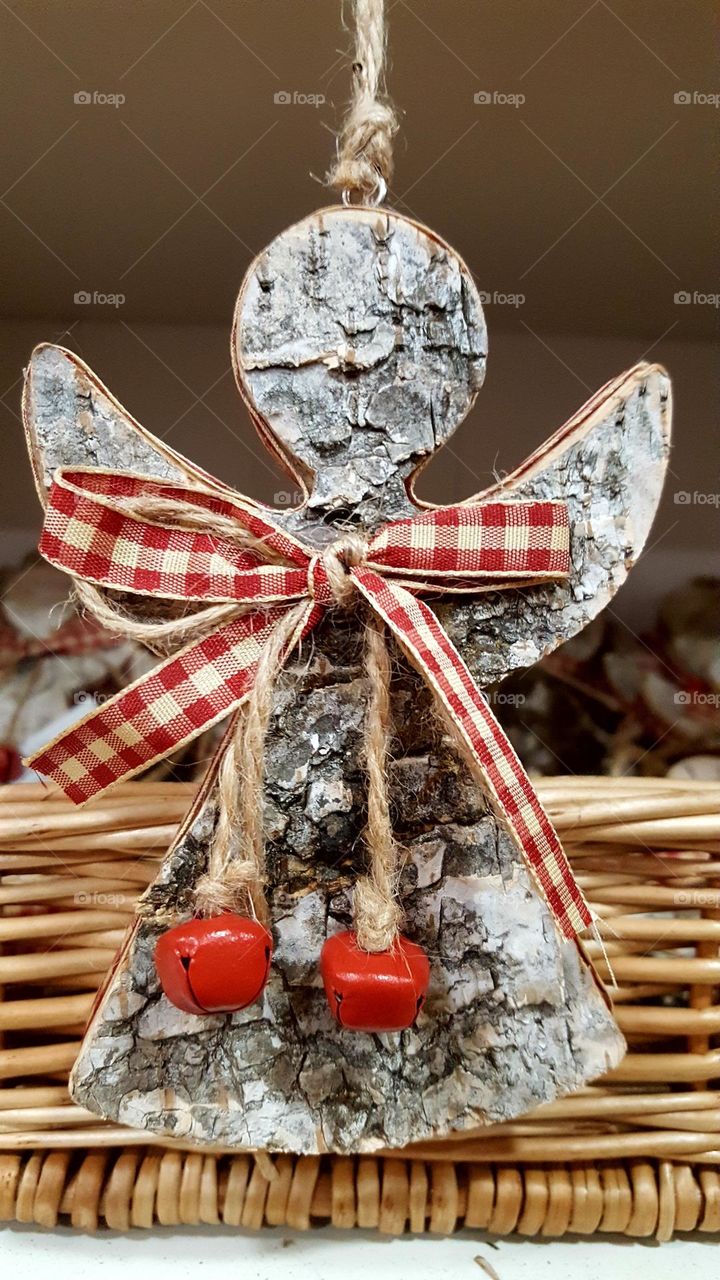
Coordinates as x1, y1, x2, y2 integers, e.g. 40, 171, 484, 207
28, 467, 591, 940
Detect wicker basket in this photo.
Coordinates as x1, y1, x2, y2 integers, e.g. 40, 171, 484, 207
0, 777, 718, 1239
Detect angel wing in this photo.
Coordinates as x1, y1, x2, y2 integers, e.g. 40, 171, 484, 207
436, 361, 672, 686
22, 344, 223, 505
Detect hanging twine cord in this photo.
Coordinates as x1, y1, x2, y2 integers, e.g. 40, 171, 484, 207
73, 497, 404, 949
354, 613, 403, 951
194, 601, 308, 924
327, 0, 398, 203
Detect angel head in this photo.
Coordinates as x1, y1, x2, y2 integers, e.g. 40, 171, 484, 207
233, 206, 487, 522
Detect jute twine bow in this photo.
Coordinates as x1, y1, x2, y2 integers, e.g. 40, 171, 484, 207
30, 468, 592, 947
327, 0, 398, 204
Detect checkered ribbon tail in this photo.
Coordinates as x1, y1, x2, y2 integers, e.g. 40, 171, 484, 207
28, 467, 591, 940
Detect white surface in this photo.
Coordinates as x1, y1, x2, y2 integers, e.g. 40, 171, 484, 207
0, 1225, 715, 1280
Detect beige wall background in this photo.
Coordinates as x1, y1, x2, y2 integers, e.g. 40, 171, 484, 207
1, 0, 717, 622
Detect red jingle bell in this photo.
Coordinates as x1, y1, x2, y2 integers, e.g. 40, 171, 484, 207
155, 913, 272, 1015
320, 930, 430, 1033
0, 745, 22, 784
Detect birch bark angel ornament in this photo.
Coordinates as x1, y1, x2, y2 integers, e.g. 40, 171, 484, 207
21, 0, 671, 1154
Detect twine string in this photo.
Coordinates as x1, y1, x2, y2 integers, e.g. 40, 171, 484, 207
73, 496, 404, 949
354, 613, 403, 951
327, 0, 397, 203
194, 601, 309, 924
74, 578, 240, 655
